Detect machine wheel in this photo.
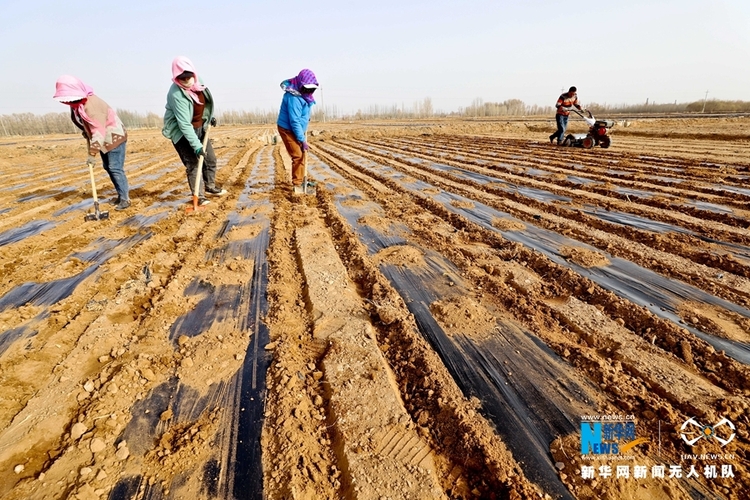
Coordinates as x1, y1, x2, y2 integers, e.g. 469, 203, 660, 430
600, 136, 611, 148
582, 136, 595, 149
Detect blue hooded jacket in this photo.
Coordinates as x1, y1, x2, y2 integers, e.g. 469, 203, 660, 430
277, 92, 310, 143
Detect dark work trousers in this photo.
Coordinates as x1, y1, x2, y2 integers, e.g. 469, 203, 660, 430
173, 126, 217, 197
550, 113, 569, 144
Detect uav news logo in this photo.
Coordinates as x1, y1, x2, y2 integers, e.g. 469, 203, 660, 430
680, 417, 736, 447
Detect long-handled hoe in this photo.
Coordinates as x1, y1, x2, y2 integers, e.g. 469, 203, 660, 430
186, 123, 212, 213
84, 158, 109, 222
302, 149, 316, 195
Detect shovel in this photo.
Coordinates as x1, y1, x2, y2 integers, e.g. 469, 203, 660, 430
84, 158, 109, 221
186, 123, 213, 213
302, 148, 316, 195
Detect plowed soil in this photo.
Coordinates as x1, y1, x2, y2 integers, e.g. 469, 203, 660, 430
1, 116, 749, 500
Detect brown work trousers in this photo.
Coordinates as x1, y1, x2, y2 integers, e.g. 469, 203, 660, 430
277, 126, 306, 186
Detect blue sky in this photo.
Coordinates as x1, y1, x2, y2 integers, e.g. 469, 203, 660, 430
1, 0, 748, 115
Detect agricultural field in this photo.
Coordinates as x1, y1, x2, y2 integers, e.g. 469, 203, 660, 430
0, 116, 749, 500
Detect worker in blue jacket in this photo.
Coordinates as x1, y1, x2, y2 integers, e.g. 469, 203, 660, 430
277, 69, 318, 194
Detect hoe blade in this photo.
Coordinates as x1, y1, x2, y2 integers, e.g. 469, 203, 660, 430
185, 196, 207, 214
84, 211, 109, 221
84, 202, 109, 222
303, 180, 317, 196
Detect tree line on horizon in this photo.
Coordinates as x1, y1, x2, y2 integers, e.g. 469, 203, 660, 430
1, 98, 749, 136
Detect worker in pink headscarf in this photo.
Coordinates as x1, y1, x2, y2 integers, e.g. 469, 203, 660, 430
53, 75, 131, 210
163, 56, 224, 207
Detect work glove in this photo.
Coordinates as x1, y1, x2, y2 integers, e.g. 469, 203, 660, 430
301, 141, 309, 151
210, 117, 217, 127
195, 147, 204, 158
86, 156, 96, 167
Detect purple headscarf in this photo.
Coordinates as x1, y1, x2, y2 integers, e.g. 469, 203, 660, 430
280, 69, 318, 104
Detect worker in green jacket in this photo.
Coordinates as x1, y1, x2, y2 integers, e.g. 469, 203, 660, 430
163, 56, 225, 206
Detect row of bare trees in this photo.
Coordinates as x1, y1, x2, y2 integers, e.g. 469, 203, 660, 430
2, 99, 749, 136
459, 98, 549, 117
341, 98, 436, 120
686, 100, 750, 113
0, 110, 163, 136
0, 109, 272, 136
454, 98, 750, 117
584, 100, 750, 115
116, 110, 164, 129
0, 113, 79, 136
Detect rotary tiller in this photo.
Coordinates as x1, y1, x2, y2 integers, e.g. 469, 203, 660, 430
561, 110, 614, 149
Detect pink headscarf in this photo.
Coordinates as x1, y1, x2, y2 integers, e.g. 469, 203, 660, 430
53, 75, 94, 102
53, 75, 104, 138
171, 56, 206, 104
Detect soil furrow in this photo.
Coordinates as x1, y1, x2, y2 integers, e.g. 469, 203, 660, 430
1, 122, 749, 500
